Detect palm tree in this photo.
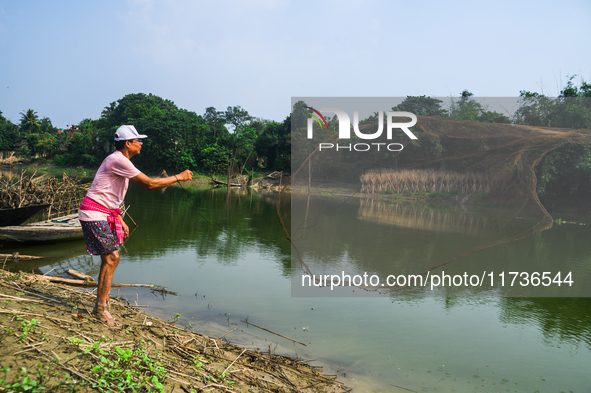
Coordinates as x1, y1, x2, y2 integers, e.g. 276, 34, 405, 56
19, 109, 40, 135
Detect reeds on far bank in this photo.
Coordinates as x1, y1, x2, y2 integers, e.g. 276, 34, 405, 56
360, 168, 510, 195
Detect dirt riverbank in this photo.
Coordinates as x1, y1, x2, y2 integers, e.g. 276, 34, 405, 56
0, 269, 349, 392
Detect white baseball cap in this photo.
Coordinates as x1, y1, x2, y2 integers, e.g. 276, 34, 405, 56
114, 125, 148, 141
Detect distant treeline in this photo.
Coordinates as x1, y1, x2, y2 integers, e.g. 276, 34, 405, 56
290, 79, 591, 205
1, 76, 590, 204
0, 93, 290, 177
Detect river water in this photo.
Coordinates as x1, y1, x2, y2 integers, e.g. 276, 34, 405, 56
4, 183, 591, 392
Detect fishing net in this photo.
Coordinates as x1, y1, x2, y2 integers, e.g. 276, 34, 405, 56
288, 97, 591, 296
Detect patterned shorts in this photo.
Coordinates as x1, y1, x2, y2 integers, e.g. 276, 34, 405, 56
81, 221, 119, 256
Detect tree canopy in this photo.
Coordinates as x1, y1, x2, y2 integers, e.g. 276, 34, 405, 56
19, 109, 40, 135
2, 78, 591, 207
0, 111, 19, 151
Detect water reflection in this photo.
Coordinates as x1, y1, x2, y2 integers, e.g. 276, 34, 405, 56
119, 184, 291, 268
1, 239, 92, 275
499, 297, 591, 349
0, 167, 18, 180
292, 194, 591, 296
359, 198, 495, 234
1, 183, 590, 392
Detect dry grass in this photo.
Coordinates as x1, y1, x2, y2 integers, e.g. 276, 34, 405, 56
0, 170, 89, 217
360, 168, 510, 195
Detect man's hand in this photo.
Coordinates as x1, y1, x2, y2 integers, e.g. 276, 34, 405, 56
122, 221, 129, 238
177, 170, 193, 181
119, 216, 130, 238
131, 170, 193, 190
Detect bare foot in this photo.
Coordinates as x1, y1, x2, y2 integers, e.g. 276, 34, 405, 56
92, 305, 121, 327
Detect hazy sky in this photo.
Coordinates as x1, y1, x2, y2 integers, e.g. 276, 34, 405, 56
1, 0, 589, 128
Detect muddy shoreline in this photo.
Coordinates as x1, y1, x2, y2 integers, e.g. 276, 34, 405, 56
0, 269, 350, 392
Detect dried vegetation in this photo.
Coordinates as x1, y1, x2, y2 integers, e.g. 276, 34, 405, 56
0, 171, 89, 218
0, 152, 22, 166
360, 168, 511, 195
0, 269, 349, 392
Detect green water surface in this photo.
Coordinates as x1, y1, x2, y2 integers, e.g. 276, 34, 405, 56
4, 184, 590, 392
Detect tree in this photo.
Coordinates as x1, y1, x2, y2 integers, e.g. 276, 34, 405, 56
517, 76, 591, 205
449, 90, 510, 124
516, 76, 591, 129
219, 125, 258, 178
449, 90, 483, 121
553, 75, 591, 129
514, 91, 556, 127
289, 100, 329, 176
254, 120, 290, 171
26, 132, 57, 157
199, 143, 231, 174
535, 144, 591, 204
0, 111, 18, 151
560, 75, 591, 98
37, 133, 58, 156
203, 107, 227, 140
100, 93, 208, 172
100, 93, 177, 127
68, 132, 92, 155
19, 109, 40, 135
199, 105, 257, 177
39, 117, 58, 135
392, 95, 447, 117
224, 106, 253, 133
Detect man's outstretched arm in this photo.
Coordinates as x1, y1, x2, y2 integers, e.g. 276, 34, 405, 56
130, 169, 193, 190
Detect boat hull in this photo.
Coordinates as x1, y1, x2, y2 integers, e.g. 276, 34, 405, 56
0, 204, 50, 227
0, 213, 83, 243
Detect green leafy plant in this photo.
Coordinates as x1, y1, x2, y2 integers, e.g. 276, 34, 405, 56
18, 317, 39, 341
168, 313, 181, 324
78, 339, 167, 392
0, 367, 46, 393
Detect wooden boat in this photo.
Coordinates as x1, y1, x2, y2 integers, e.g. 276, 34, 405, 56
0, 204, 50, 227
0, 213, 82, 243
